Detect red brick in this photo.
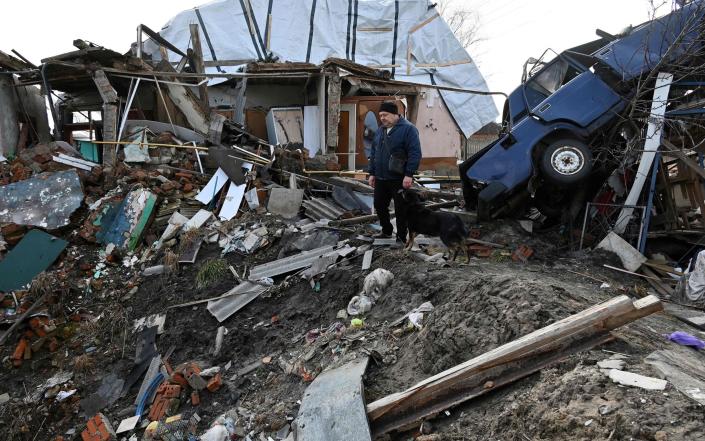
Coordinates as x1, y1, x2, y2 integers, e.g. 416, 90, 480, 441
206, 373, 222, 392
81, 413, 115, 441
191, 391, 200, 406
12, 338, 27, 360
86, 419, 97, 434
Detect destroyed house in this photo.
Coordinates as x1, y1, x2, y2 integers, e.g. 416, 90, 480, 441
9, 3, 705, 441
140, 0, 498, 169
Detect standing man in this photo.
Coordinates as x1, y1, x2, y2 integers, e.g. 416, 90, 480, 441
367, 100, 422, 242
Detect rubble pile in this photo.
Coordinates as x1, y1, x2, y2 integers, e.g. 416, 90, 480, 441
2, 2, 705, 440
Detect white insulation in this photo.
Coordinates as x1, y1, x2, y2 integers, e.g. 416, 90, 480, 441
144, 0, 498, 137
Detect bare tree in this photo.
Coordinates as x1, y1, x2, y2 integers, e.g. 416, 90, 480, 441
435, 0, 482, 48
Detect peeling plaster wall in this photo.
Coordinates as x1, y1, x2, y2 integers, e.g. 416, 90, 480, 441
416, 88, 463, 159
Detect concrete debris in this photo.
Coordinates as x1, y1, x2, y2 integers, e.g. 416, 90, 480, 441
597, 359, 626, 370
607, 369, 668, 391
3, 6, 705, 440
597, 232, 647, 272
268, 188, 304, 219
184, 209, 213, 231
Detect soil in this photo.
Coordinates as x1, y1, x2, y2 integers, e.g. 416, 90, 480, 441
1, 217, 704, 441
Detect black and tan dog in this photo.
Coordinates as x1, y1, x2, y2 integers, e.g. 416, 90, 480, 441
400, 190, 470, 261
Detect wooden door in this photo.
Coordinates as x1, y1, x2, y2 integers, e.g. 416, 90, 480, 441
337, 111, 350, 169
354, 98, 407, 171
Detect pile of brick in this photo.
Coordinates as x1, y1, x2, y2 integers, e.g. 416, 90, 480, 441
148, 362, 222, 422
80, 413, 116, 441
10, 315, 67, 368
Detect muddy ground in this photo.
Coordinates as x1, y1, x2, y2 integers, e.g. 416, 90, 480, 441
1, 219, 704, 441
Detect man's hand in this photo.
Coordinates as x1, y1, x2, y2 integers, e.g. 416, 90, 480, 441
402, 176, 413, 189
368, 175, 376, 188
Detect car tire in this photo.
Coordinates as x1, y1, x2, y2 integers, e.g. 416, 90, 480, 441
540, 139, 592, 185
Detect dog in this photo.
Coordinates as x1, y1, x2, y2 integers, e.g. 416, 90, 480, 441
400, 190, 470, 261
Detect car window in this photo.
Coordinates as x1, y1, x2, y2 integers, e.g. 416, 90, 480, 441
527, 58, 581, 97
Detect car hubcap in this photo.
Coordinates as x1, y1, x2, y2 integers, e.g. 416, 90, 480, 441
551, 146, 584, 175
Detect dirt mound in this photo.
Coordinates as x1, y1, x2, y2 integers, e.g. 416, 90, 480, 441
439, 357, 705, 441
366, 266, 585, 400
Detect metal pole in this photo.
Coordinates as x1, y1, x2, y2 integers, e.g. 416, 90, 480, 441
614, 72, 672, 234
116, 77, 141, 145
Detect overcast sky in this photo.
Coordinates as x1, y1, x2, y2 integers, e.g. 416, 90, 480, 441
1, 0, 669, 116
460, 0, 665, 110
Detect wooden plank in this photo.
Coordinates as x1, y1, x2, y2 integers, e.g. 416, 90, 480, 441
366, 295, 662, 435
641, 266, 673, 296
189, 24, 209, 111
52, 155, 93, 171
662, 139, 705, 181
644, 261, 684, 276
296, 357, 371, 441
204, 59, 256, 67
361, 250, 373, 270
664, 302, 705, 331
0, 49, 30, 71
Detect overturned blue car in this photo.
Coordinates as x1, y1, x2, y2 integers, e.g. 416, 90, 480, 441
460, 1, 705, 220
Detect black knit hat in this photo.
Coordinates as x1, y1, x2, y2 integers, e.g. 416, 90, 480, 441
379, 101, 398, 115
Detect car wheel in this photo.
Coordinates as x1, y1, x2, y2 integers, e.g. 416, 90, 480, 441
540, 139, 592, 185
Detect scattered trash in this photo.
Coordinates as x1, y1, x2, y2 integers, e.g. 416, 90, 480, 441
363, 268, 394, 300
350, 318, 364, 329
0, 5, 702, 440
665, 331, 705, 350
347, 295, 373, 316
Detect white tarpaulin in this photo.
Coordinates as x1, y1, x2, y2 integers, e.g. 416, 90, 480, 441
143, 0, 498, 137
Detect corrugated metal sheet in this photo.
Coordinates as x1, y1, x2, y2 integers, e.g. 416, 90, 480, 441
302, 198, 345, 221
207, 281, 269, 322
248, 245, 337, 281
466, 135, 497, 157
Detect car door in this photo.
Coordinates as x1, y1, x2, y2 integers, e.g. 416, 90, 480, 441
525, 58, 622, 128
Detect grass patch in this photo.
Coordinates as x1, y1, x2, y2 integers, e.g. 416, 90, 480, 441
196, 258, 228, 289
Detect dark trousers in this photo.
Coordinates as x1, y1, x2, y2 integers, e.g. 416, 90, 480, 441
374, 179, 407, 241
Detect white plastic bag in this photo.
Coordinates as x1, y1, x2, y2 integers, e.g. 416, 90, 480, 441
363, 268, 394, 300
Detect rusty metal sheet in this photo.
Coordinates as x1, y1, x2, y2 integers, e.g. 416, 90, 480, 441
0, 170, 83, 229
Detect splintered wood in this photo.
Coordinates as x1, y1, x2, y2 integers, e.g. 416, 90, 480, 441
366, 295, 662, 436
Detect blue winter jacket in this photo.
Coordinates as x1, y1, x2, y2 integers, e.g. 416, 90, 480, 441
368, 117, 422, 180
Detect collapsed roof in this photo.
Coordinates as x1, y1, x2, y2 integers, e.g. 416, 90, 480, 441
143, 0, 499, 137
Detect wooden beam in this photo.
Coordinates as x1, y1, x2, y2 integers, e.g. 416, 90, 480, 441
366, 295, 662, 436
189, 24, 209, 111
204, 59, 256, 67
328, 200, 459, 227
662, 139, 705, 181
327, 74, 342, 150
0, 49, 30, 71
